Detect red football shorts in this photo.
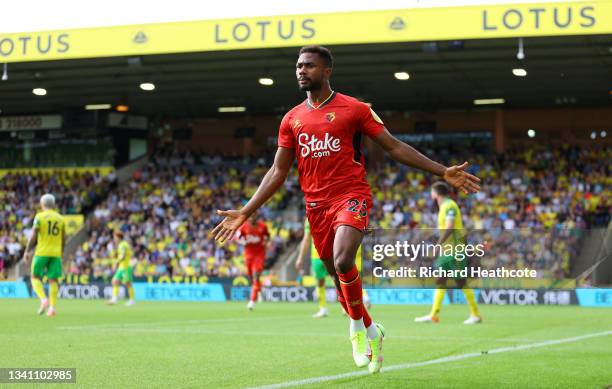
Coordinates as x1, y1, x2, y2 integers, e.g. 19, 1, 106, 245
306, 193, 371, 260
245, 254, 265, 277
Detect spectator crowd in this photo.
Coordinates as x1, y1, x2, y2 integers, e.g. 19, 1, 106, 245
72, 153, 302, 280
368, 144, 610, 278
0, 169, 115, 278
1, 145, 609, 282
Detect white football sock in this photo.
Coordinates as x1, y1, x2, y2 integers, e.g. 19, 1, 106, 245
349, 318, 366, 334
366, 323, 379, 339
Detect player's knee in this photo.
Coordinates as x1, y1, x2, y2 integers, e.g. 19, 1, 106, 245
321, 259, 336, 276
333, 254, 353, 274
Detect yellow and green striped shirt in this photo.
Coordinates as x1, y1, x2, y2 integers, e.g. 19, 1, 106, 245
437, 198, 464, 245
33, 209, 65, 257
117, 240, 132, 270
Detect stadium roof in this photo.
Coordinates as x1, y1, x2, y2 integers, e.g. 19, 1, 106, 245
0, 34, 610, 117
0, 0, 575, 34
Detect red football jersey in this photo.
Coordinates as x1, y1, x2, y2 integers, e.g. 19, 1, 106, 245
277, 92, 385, 204
237, 221, 269, 259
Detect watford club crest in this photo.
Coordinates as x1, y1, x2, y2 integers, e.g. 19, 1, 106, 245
326, 112, 336, 123
292, 119, 303, 130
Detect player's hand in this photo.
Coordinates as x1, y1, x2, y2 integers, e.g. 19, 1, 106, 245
211, 209, 248, 243
443, 162, 481, 194
295, 258, 303, 271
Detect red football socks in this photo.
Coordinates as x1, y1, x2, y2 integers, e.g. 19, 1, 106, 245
362, 305, 372, 328
337, 288, 349, 314
251, 279, 261, 302
338, 266, 371, 326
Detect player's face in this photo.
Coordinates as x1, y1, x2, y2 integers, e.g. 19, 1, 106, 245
296, 53, 330, 91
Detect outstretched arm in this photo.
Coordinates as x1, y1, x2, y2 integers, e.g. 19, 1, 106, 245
212, 147, 295, 242
371, 129, 481, 194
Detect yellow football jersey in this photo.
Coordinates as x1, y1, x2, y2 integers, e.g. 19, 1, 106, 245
438, 198, 464, 245
304, 219, 320, 261
33, 209, 65, 257
117, 240, 132, 270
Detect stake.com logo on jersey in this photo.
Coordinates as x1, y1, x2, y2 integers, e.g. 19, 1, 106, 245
298, 132, 341, 158
243, 235, 263, 244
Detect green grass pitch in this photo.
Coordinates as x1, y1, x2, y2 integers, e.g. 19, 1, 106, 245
1, 299, 611, 388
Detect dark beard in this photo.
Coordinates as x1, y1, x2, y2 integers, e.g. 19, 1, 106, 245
298, 79, 321, 92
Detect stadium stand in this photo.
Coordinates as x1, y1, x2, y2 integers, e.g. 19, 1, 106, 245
0, 169, 116, 278
73, 152, 302, 279
368, 144, 610, 279
370, 144, 610, 230
2, 145, 609, 282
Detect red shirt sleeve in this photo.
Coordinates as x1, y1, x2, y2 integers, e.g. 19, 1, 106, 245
277, 113, 295, 149
355, 102, 385, 138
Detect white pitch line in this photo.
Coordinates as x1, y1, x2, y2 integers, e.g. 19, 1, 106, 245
56, 315, 300, 330
58, 325, 537, 344
247, 330, 612, 389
